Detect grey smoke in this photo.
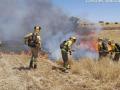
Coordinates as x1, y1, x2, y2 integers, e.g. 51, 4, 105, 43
0, 0, 100, 60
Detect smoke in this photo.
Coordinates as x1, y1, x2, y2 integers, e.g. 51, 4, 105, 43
0, 0, 100, 60
73, 19, 101, 60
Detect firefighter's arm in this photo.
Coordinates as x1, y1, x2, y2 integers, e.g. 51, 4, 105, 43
69, 49, 75, 55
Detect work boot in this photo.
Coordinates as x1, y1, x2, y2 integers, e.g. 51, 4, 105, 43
63, 68, 69, 73
29, 60, 33, 69
66, 65, 71, 69
34, 64, 37, 69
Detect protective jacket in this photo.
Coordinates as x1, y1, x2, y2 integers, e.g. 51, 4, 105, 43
61, 40, 73, 53
24, 32, 41, 48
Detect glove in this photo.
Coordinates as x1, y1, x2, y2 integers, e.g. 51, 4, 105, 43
69, 51, 72, 55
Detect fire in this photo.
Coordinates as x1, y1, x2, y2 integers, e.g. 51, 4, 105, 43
78, 39, 98, 52
75, 27, 99, 53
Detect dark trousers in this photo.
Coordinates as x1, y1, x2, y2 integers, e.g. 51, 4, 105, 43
61, 51, 68, 68
113, 53, 120, 62
99, 51, 108, 60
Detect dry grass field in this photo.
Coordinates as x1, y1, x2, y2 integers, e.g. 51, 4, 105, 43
99, 30, 120, 42
0, 30, 120, 90
1, 53, 120, 90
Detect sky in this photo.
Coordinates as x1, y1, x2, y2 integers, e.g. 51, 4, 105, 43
52, 0, 120, 22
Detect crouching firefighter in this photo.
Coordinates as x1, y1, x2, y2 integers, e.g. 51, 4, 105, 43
60, 36, 77, 71
24, 26, 41, 69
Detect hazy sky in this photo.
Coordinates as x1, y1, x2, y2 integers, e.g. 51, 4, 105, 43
52, 0, 120, 22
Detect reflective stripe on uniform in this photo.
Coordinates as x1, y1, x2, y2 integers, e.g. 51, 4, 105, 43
65, 40, 73, 47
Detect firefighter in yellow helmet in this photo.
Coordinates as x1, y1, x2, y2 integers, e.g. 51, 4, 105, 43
60, 36, 76, 72
107, 40, 113, 59
97, 38, 103, 59
24, 26, 41, 69
107, 40, 118, 59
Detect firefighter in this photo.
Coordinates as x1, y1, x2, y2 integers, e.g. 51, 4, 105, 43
24, 26, 41, 69
107, 40, 113, 59
97, 38, 103, 59
60, 36, 76, 72
113, 43, 120, 62
97, 38, 108, 60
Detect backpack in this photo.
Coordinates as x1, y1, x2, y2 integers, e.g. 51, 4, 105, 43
99, 42, 108, 52
115, 43, 120, 52
102, 42, 108, 51
28, 33, 38, 48
60, 40, 67, 49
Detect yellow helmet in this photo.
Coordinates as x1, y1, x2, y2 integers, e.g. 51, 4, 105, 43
70, 36, 77, 40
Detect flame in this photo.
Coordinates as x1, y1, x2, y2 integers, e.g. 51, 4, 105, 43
78, 39, 98, 52
75, 29, 99, 53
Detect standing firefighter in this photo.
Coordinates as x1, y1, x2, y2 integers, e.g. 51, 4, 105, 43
107, 40, 114, 59
97, 38, 108, 59
24, 26, 41, 69
113, 43, 120, 61
60, 36, 76, 72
